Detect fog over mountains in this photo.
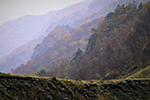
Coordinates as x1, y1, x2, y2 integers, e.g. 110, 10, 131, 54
0, 0, 114, 73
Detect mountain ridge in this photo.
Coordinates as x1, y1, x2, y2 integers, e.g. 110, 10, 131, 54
0, 11, 57, 59
0, 0, 92, 72
12, 0, 150, 77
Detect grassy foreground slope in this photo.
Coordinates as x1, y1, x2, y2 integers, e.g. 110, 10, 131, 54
0, 73, 150, 100
128, 65, 150, 79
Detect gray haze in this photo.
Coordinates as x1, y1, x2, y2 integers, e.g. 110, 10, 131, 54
0, 0, 84, 25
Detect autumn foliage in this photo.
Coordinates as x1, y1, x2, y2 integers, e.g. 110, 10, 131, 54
13, 1, 150, 81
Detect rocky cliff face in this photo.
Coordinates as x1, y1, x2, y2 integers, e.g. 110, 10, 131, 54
70, 49, 84, 65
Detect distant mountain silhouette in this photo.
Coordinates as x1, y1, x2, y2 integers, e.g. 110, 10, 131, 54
0, 11, 57, 59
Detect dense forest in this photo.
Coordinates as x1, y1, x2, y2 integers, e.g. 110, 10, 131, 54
71, 1, 150, 80
70, 1, 150, 80
72, 1, 150, 80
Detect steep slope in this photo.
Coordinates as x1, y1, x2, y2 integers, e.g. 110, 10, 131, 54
0, 1, 91, 73
12, 0, 149, 76
0, 0, 92, 74
12, 0, 120, 75
12, 17, 104, 75
31, 25, 72, 60
44, 1, 90, 33
0, 11, 56, 59
128, 65, 150, 79
45, 0, 117, 33
1, 0, 130, 74
0, 0, 93, 73
69, 1, 150, 80
72, 0, 149, 28
31, 0, 119, 61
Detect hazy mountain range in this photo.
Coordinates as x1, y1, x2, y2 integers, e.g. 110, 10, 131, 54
0, 0, 149, 76
1, 1, 150, 99
0, 0, 116, 73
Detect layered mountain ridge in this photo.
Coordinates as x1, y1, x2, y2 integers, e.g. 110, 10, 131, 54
1, 1, 150, 100
12, 0, 150, 76
0, 0, 91, 72
0, 0, 118, 73
0, 11, 57, 59
1, 0, 150, 81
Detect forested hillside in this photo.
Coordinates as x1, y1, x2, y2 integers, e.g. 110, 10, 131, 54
70, 1, 150, 80
30, 25, 72, 61
0, 0, 118, 73
12, 0, 150, 81
0, 1, 90, 73
1, 1, 150, 100
12, 17, 104, 75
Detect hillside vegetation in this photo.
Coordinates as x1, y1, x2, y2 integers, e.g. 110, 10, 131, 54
12, 0, 150, 80
68, 1, 150, 80
14, 1, 150, 81
0, 73, 150, 100
1, 1, 150, 99
12, 17, 104, 75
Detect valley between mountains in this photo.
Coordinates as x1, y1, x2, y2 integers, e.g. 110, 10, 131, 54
0, 0, 150, 99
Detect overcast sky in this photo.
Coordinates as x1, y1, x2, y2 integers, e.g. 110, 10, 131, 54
0, 0, 84, 25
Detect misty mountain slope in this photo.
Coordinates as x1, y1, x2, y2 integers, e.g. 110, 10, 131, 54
0, 36, 44, 73
12, 17, 104, 75
87, 0, 116, 13
45, 0, 117, 31
71, 0, 148, 30
97, 0, 148, 15
18, 0, 150, 79
0, 0, 122, 73
12, 0, 148, 75
11, 0, 119, 74
0, 0, 91, 73
31, 25, 72, 60
0, 1, 90, 61
0, 11, 57, 59
44, 1, 90, 33
3, 0, 149, 75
